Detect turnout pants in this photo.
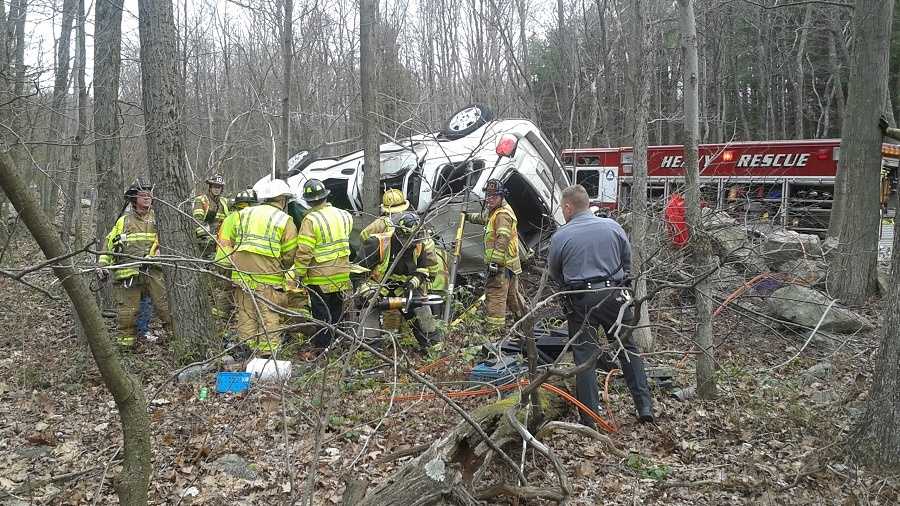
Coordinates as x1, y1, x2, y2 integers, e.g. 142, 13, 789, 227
235, 285, 285, 354
566, 288, 652, 428
484, 270, 524, 330
308, 285, 345, 348
113, 269, 172, 347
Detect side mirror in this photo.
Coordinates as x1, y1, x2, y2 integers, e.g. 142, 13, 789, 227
495, 133, 519, 158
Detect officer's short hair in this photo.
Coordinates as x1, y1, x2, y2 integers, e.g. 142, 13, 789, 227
562, 185, 590, 211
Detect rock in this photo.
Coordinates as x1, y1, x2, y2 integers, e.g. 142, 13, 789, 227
707, 225, 766, 274
810, 390, 835, 404
14, 445, 51, 459
701, 207, 737, 229
211, 453, 258, 480
767, 285, 874, 334
762, 230, 823, 267
775, 258, 827, 287
801, 362, 832, 385
176, 363, 214, 383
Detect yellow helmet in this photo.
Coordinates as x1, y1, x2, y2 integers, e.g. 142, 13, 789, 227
381, 188, 410, 213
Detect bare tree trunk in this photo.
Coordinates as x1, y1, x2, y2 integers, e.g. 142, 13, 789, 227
677, 0, 716, 400
278, 0, 293, 174
0, 154, 151, 505
851, 181, 900, 470
138, 0, 215, 362
359, 0, 380, 227
93, 0, 125, 312
826, 0, 893, 305
61, 0, 87, 248
629, 0, 655, 352
43, 0, 77, 218
794, 4, 813, 140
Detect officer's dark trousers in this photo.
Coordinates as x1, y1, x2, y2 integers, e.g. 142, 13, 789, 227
309, 286, 344, 348
566, 288, 652, 427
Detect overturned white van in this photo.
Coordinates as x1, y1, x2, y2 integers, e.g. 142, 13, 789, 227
260, 105, 570, 274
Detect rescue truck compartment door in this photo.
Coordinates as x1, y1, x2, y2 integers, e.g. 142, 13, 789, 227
573, 167, 618, 204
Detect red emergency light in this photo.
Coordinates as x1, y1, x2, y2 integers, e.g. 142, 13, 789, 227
496, 134, 519, 158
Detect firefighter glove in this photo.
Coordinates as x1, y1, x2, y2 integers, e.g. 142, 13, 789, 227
487, 263, 500, 277
358, 284, 378, 302
405, 277, 422, 291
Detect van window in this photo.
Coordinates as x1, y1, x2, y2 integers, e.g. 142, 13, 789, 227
436, 159, 484, 198
575, 170, 601, 199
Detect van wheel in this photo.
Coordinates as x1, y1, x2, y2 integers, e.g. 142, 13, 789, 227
442, 104, 494, 140
288, 150, 317, 176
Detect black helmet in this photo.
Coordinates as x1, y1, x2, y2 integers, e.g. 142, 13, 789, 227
303, 179, 330, 201
206, 174, 225, 186
483, 178, 507, 197
124, 179, 153, 199
392, 211, 421, 237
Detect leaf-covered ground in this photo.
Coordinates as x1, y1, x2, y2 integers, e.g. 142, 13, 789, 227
1, 236, 899, 504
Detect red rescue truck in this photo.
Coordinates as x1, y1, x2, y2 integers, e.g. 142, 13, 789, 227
562, 139, 900, 235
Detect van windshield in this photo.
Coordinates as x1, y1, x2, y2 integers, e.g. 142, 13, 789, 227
380, 150, 417, 176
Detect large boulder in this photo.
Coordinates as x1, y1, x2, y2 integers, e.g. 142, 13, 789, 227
767, 285, 873, 334
775, 258, 827, 287
762, 230, 823, 268
702, 209, 766, 273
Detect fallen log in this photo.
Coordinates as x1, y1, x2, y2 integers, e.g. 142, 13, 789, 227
357, 390, 574, 505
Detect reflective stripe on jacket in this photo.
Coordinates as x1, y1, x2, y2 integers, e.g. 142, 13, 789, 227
467, 202, 521, 274
295, 203, 353, 292
223, 203, 296, 286
359, 215, 393, 242
422, 237, 449, 293
192, 194, 229, 237
99, 210, 159, 280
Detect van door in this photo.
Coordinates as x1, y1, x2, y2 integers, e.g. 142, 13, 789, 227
574, 167, 618, 204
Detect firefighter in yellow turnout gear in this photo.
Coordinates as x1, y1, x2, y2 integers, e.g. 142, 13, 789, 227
358, 212, 441, 351
464, 178, 524, 331
97, 181, 172, 348
192, 174, 230, 256
217, 179, 297, 355
295, 179, 353, 351
359, 188, 409, 241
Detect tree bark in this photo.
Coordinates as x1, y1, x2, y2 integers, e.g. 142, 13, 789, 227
0, 153, 151, 505
359, 0, 380, 227
677, 0, 716, 400
43, 0, 77, 218
93, 0, 125, 312
279, 0, 293, 174
138, 0, 215, 362
628, 0, 655, 352
826, 0, 893, 305
61, 0, 87, 248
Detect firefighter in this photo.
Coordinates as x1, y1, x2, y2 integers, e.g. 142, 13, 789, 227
360, 188, 409, 241
96, 181, 172, 348
464, 178, 524, 332
421, 229, 449, 320
192, 173, 230, 257
295, 179, 353, 353
218, 178, 297, 355
358, 212, 440, 351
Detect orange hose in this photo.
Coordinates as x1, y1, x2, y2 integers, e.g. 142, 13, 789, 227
377, 377, 619, 433
416, 355, 452, 374
602, 369, 621, 429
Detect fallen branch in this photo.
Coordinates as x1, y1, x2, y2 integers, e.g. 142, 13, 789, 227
474, 484, 565, 502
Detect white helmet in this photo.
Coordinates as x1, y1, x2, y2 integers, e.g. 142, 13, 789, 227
253, 178, 293, 201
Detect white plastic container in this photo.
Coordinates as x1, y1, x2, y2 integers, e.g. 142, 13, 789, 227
245, 358, 293, 382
